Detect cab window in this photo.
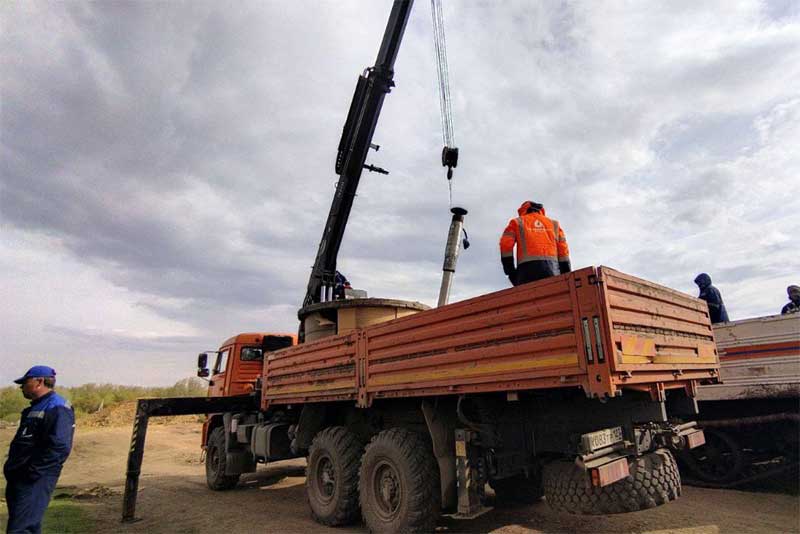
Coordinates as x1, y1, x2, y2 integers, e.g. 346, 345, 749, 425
240, 347, 263, 362
213, 349, 230, 374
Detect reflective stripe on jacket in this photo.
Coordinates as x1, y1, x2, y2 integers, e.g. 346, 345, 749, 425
499, 208, 570, 266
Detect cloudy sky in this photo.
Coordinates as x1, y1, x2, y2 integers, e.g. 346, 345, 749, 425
2, 1, 799, 387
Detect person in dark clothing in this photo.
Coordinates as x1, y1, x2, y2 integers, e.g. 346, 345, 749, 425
694, 273, 730, 324
333, 271, 352, 300
4, 365, 75, 534
499, 200, 571, 286
781, 285, 800, 315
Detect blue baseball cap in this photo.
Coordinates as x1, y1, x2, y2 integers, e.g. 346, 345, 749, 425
14, 365, 57, 384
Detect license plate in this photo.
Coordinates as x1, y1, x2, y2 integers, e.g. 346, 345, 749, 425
582, 426, 624, 452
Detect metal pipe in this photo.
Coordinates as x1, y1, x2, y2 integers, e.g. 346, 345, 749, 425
437, 207, 467, 307
699, 412, 800, 428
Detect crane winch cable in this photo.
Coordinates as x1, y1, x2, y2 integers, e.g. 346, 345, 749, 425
431, 0, 458, 190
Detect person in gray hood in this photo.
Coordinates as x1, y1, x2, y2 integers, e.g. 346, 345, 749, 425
694, 273, 729, 324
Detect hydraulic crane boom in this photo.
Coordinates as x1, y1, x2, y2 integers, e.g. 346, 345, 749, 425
302, 0, 414, 315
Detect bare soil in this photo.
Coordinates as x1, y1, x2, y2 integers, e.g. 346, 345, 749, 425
2, 422, 798, 534
80, 400, 204, 428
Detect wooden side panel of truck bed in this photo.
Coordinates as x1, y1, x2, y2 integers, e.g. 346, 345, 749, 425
597, 268, 720, 398
364, 270, 586, 401
264, 332, 358, 403
262, 266, 719, 408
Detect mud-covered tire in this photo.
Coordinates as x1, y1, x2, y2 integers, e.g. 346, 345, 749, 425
544, 449, 681, 515
205, 426, 241, 490
359, 428, 441, 533
490, 469, 544, 506
306, 426, 363, 526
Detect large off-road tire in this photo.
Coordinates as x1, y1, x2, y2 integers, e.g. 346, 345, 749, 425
205, 426, 241, 490
359, 428, 441, 533
490, 469, 544, 506
544, 449, 681, 515
306, 426, 363, 526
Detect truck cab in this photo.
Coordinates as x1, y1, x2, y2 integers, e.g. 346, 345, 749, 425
198, 333, 296, 397
197, 333, 295, 448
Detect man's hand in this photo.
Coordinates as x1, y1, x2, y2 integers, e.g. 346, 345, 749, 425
501, 256, 516, 283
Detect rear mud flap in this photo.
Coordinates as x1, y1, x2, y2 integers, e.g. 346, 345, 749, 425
225, 450, 256, 475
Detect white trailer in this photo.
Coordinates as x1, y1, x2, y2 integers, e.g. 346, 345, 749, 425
684, 313, 800, 486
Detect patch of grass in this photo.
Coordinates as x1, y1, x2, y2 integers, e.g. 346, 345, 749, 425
0, 498, 94, 534
42, 500, 94, 534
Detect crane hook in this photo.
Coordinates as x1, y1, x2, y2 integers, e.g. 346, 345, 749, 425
442, 146, 458, 180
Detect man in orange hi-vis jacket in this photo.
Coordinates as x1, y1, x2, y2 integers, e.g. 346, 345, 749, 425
499, 200, 571, 286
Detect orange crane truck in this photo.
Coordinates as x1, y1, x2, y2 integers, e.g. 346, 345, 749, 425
121, 2, 717, 531
122, 266, 717, 532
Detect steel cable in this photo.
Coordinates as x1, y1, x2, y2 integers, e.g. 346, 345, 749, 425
431, 0, 455, 148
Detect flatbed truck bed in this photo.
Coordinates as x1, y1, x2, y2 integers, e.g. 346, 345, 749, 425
263, 266, 719, 408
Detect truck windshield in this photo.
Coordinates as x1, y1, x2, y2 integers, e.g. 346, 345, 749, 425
240, 347, 263, 361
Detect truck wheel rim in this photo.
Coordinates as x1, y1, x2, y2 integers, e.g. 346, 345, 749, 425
314, 454, 336, 503
372, 459, 401, 520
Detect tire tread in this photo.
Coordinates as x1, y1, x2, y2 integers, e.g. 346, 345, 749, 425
306, 426, 363, 526
359, 428, 441, 533
543, 449, 681, 515
205, 426, 241, 491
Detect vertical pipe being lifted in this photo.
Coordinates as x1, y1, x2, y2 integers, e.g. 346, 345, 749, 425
438, 207, 468, 307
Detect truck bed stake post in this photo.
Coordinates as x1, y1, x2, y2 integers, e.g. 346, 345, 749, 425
438, 207, 468, 307
122, 399, 150, 522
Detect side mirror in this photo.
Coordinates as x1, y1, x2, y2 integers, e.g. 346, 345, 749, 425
197, 353, 210, 379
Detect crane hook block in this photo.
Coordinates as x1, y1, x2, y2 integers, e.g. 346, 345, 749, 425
442, 146, 459, 180
442, 146, 459, 168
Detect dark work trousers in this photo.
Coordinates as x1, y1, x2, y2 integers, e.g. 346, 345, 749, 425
512, 259, 560, 286
5, 475, 59, 534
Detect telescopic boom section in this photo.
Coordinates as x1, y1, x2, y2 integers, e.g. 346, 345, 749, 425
302, 0, 414, 311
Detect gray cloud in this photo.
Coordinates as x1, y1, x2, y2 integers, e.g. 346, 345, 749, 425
2, 1, 799, 385
42, 324, 205, 353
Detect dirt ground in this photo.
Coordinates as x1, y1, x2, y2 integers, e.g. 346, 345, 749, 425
2, 422, 798, 534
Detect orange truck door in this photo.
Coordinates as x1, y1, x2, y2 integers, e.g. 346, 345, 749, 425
209, 346, 231, 397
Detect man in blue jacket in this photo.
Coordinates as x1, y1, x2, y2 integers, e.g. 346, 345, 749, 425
4, 366, 75, 534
